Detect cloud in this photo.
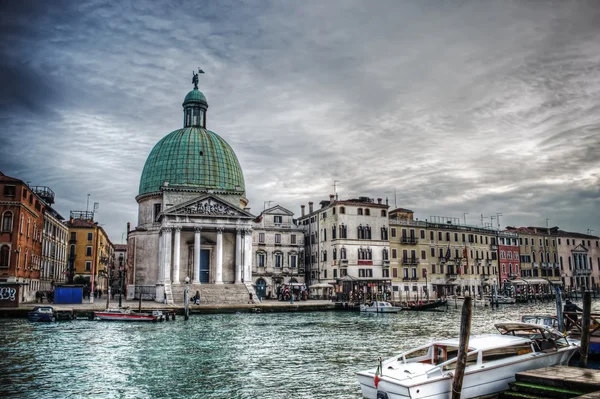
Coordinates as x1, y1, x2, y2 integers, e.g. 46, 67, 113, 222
0, 0, 599, 240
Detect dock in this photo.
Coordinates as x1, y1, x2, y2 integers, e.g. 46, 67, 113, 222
500, 366, 600, 398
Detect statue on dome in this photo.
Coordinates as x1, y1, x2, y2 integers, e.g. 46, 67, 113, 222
192, 67, 204, 90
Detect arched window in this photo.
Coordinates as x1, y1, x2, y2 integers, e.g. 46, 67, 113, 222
340, 248, 347, 260
20, 215, 24, 234
0, 245, 9, 267
340, 207, 345, 214
365, 208, 370, 216
357, 208, 363, 215
382, 248, 388, 261
274, 252, 283, 268
381, 210, 387, 217
1, 211, 13, 232
24, 248, 28, 270
256, 251, 266, 267
27, 218, 31, 237
333, 248, 337, 260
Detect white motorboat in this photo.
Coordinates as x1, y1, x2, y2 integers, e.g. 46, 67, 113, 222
448, 296, 490, 307
356, 322, 579, 399
360, 301, 402, 313
489, 295, 517, 304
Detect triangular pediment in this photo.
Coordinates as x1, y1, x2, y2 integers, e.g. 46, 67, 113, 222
572, 244, 588, 253
165, 194, 254, 218
263, 205, 294, 216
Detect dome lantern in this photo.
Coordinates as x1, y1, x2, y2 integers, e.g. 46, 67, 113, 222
183, 68, 208, 128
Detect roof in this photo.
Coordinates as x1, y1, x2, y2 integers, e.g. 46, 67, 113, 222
114, 244, 128, 251
138, 127, 245, 196
183, 88, 207, 106
66, 218, 96, 228
390, 207, 414, 213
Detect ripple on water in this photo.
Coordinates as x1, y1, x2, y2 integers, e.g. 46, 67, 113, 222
0, 301, 581, 398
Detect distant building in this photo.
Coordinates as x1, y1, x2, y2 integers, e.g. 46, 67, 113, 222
40, 203, 68, 291
111, 244, 128, 296
0, 172, 45, 302
65, 213, 114, 298
299, 195, 390, 298
496, 230, 520, 286
251, 205, 304, 299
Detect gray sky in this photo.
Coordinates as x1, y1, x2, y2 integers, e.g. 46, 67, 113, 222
1, 0, 599, 241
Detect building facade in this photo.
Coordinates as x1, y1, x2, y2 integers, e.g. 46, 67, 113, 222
40, 205, 68, 291
497, 230, 520, 287
0, 172, 45, 302
299, 196, 390, 294
555, 231, 600, 291
251, 205, 304, 299
65, 213, 114, 299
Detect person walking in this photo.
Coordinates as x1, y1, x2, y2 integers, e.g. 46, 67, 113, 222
564, 299, 583, 331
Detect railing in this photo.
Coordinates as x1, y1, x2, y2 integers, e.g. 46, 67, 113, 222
533, 263, 539, 268
382, 260, 390, 267
575, 269, 592, 276
446, 273, 458, 280
402, 258, 419, 265
400, 237, 418, 244
340, 259, 348, 268
411, 277, 419, 281
490, 244, 497, 250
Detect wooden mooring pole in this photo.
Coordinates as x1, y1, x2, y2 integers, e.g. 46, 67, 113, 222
579, 291, 592, 368
451, 296, 472, 399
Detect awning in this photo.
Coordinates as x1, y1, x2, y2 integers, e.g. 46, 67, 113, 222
507, 278, 550, 285
309, 283, 334, 289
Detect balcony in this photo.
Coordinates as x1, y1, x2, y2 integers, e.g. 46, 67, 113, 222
382, 260, 390, 267
533, 263, 539, 269
402, 258, 419, 266
575, 269, 592, 276
340, 259, 348, 268
400, 237, 418, 245
446, 273, 458, 280
541, 262, 549, 268
490, 244, 497, 250
439, 257, 447, 264
411, 277, 419, 281
508, 273, 518, 279
402, 277, 410, 281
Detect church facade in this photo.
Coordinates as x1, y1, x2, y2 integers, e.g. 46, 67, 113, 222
127, 76, 261, 304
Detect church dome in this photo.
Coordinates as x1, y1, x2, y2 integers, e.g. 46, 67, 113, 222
138, 81, 245, 196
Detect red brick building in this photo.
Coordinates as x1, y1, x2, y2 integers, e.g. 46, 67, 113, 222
0, 171, 45, 302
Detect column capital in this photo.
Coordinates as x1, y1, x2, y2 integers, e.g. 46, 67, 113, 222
174, 227, 182, 233
163, 227, 172, 233
244, 228, 252, 235
194, 226, 202, 233
216, 226, 224, 234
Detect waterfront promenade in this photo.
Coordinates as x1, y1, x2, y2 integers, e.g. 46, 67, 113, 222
0, 298, 337, 317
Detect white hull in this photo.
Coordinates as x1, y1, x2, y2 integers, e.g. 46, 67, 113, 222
360, 301, 402, 313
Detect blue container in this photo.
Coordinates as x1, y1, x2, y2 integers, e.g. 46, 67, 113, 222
54, 286, 83, 304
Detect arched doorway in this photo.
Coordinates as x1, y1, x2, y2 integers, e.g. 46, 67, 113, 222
255, 278, 267, 300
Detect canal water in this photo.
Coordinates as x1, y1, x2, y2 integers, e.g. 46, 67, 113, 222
0, 301, 595, 399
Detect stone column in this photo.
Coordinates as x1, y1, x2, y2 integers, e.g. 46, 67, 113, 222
157, 229, 164, 283
244, 228, 252, 283
193, 227, 201, 284
235, 228, 242, 283
172, 228, 181, 284
216, 227, 224, 284
163, 228, 172, 283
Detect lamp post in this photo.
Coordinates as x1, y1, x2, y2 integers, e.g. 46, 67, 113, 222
118, 266, 124, 308
290, 267, 294, 304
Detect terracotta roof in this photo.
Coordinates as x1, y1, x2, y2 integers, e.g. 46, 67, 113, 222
114, 244, 128, 251
390, 207, 414, 213
66, 218, 96, 228
0, 172, 25, 184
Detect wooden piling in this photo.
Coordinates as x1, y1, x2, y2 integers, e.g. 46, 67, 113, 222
451, 296, 472, 399
579, 291, 592, 368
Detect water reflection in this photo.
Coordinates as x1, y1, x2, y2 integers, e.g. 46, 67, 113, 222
0, 301, 585, 398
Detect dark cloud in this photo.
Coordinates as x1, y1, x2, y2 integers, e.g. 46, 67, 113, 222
0, 0, 599, 240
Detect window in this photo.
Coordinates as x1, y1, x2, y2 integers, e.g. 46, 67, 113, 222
259, 233, 265, 243
340, 207, 345, 214
274, 215, 282, 224
421, 230, 425, 239
365, 209, 370, 216
85, 261, 92, 271
381, 227, 388, 240
438, 231, 442, 241
383, 248, 389, 261
381, 210, 387, 217
341, 248, 347, 259
332, 208, 336, 215
0, 245, 9, 267
332, 226, 337, 240
334, 269, 338, 278
431, 247, 435, 256
391, 228, 397, 238
290, 254, 297, 268
323, 229, 327, 241
357, 208, 363, 215
257, 252, 265, 267
274, 253, 282, 268
339, 224, 347, 238
290, 234, 297, 245
88, 232, 93, 241
1, 211, 13, 232
421, 250, 426, 260
333, 248, 337, 260
321, 212, 326, 220
86, 246, 93, 256
154, 203, 161, 222
27, 218, 30, 237
322, 250, 327, 262
392, 248, 397, 258
275, 234, 281, 244
3, 185, 16, 196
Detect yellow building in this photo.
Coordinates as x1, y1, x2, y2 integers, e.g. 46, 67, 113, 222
66, 212, 114, 295
389, 210, 499, 302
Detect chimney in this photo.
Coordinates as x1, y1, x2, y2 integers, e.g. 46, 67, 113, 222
301, 205, 305, 217
309, 202, 314, 213
377, 198, 382, 204
329, 194, 334, 202
126, 222, 130, 233
385, 197, 389, 206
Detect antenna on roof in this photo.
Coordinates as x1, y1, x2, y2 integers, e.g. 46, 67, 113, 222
333, 180, 340, 200
264, 201, 273, 210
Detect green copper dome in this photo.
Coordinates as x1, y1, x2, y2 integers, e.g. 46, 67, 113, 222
138, 127, 245, 195
183, 89, 207, 106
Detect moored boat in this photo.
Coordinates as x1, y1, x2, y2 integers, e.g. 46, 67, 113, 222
488, 295, 516, 304
360, 301, 402, 313
94, 308, 161, 322
28, 306, 56, 322
356, 322, 579, 399
405, 299, 447, 311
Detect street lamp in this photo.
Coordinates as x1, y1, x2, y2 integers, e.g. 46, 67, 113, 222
118, 265, 124, 308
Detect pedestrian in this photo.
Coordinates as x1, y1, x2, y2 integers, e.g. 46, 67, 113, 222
248, 293, 253, 304
564, 300, 583, 331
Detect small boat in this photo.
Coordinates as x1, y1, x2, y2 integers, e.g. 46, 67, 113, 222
356, 322, 578, 399
28, 306, 56, 322
405, 299, 447, 311
94, 308, 161, 322
489, 295, 516, 304
360, 301, 402, 313
449, 296, 490, 307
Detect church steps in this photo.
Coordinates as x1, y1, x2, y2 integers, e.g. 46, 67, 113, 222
170, 283, 251, 304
